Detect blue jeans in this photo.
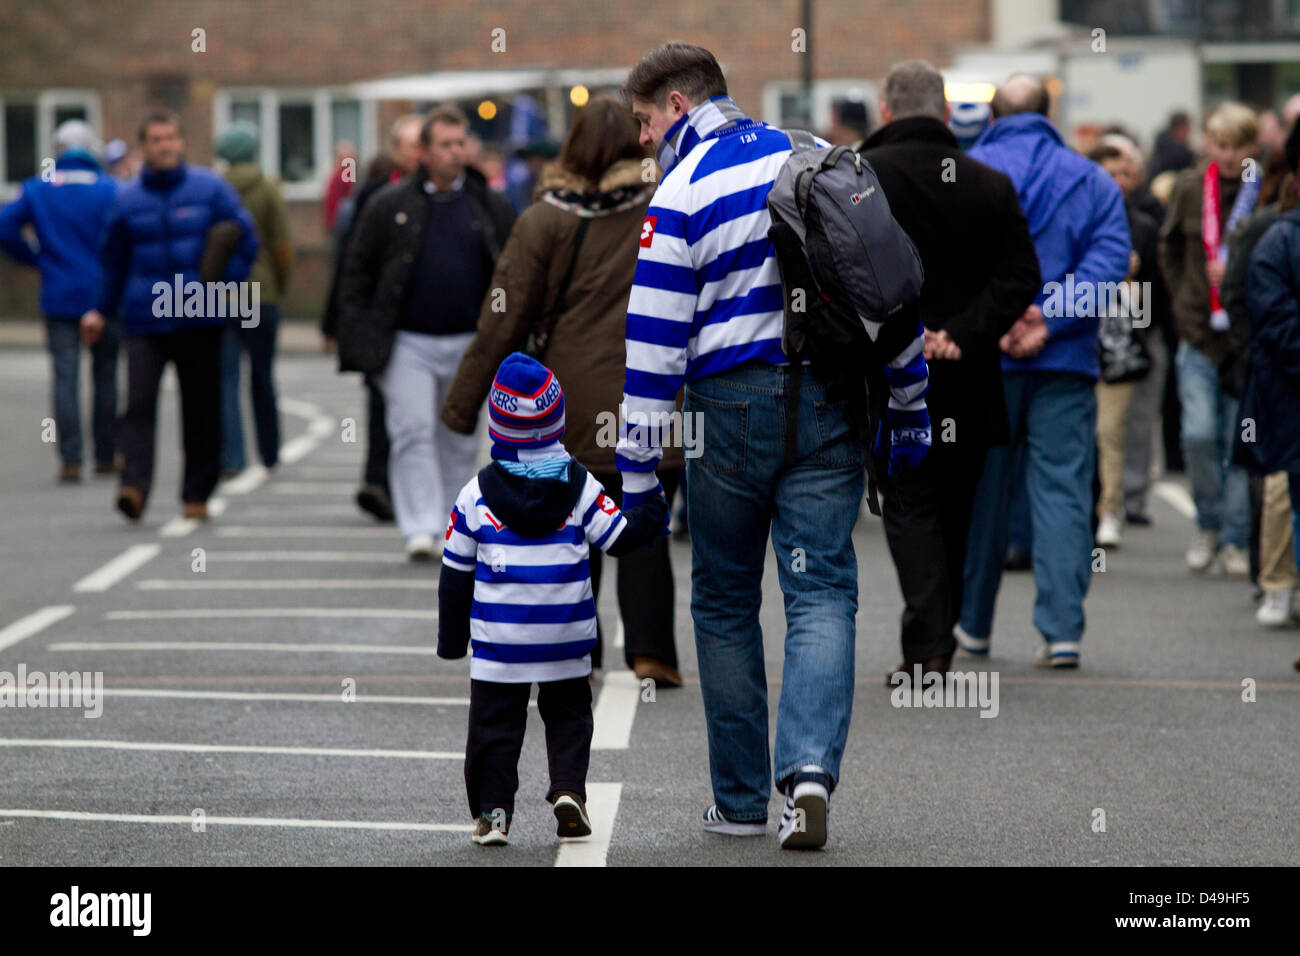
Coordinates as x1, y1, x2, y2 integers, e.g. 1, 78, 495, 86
220, 305, 281, 471
45, 316, 119, 467
961, 371, 1097, 647
1176, 342, 1249, 548
684, 363, 864, 823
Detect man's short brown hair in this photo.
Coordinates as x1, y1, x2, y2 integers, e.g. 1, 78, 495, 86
420, 105, 469, 146
138, 109, 182, 141
623, 42, 727, 108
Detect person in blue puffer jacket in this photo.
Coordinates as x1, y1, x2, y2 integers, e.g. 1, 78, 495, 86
0, 120, 120, 483
955, 74, 1132, 669
81, 109, 259, 522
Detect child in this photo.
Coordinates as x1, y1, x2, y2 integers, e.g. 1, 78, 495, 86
437, 353, 668, 846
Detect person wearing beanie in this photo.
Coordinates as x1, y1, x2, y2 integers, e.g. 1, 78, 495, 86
0, 119, 120, 483
215, 120, 293, 478
437, 353, 668, 846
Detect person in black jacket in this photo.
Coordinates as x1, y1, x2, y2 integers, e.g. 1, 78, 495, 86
337, 105, 515, 560
322, 113, 423, 522
857, 61, 1041, 684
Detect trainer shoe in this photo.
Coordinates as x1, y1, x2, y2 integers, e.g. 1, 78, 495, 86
702, 805, 766, 837
1034, 642, 1080, 668
406, 534, 438, 562
1256, 589, 1293, 628
1096, 513, 1123, 549
1219, 543, 1249, 579
778, 768, 831, 850
94, 458, 121, 476
115, 486, 144, 521
58, 463, 82, 483
356, 484, 394, 522
1003, 546, 1031, 571
182, 501, 209, 521
471, 812, 509, 846
953, 622, 989, 657
1186, 530, 1218, 573
552, 791, 592, 839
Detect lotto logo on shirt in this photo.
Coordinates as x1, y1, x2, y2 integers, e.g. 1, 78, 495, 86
597, 493, 617, 515
445, 508, 457, 541
640, 215, 657, 248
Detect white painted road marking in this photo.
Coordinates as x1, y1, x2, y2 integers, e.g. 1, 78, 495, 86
216, 526, 394, 538
72, 544, 162, 593
159, 498, 228, 537
202, 551, 406, 563
51, 641, 439, 656
0, 809, 471, 833
105, 608, 434, 620
554, 782, 622, 867
591, 670, 640, 751
0, 737, 459, 759
220, 464, 269, 495
0, 606, 76, 654
135, 578, 437, 590
270, 482, 356, 494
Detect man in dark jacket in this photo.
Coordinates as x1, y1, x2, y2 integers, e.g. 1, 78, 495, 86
0, 120, 119, 483
83, 109, 258, 522
337, 105, 515, 560
322, 113, 423, 522
858, 61, 1040, 683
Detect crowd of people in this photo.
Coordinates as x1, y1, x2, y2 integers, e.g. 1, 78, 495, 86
5, 39, 1300, 850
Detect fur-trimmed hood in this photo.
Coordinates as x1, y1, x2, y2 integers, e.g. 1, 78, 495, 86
534, 158, 654, 216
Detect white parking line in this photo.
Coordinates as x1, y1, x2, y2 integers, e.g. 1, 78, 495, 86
0, 606, 76, 654
105, 608, 434, 620
201, 551, 406, 563
293, 466, 362, 478
50, 641, 439, 656
1154, 480, 1197, 519
0, 737, 459, 759
0, 808, 471, 833
270, 482, 356, 494
220, 465, 268, 495
72, 544, 162, 593
591, 670, 640, 751
136, 579, 436, 590
555, 782, 622, 867
216, 526, 394, 538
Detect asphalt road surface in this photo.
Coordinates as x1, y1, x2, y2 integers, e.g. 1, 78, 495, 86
0, 349, 1296, 866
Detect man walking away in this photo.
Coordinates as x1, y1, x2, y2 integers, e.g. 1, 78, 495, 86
337, 106, 515, 560
0, 120, 120, 483
858, 61, 1040, 685
83, 110, 259, 522
617, 43, 931, 849
956, 75, 1131, 668
216, 121, 293, 476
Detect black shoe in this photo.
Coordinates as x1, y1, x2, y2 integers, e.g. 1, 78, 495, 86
885, 652, 954, 688
58, 463, 82, 484
94, 458, 121, 476
1125, 511, 1152, 527
1003, 547, 1031, 571
356, 484, 394, 522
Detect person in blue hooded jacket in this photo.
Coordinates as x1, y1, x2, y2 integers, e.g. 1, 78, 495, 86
0, 120, 120, 483
955, 75, 1132, 669
81, 109, 259, 522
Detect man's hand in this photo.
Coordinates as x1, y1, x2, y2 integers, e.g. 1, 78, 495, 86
80, 310, 105, 346
1000, 305, 1048, 359
1206, 258, 1227, 287
923, 328, 962, 361
621, 480, 670, 538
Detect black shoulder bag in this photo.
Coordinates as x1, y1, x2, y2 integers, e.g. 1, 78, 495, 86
524, 216, 591, 360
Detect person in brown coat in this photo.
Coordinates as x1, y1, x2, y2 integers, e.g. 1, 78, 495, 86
441, 97, 684, 685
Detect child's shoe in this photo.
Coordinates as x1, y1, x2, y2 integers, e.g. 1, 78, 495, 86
552, 791, 592, 838
471, 812, 510, 846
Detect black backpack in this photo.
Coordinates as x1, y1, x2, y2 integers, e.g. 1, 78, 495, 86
766, 130, 925, 512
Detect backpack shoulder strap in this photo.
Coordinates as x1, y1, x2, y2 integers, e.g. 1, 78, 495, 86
784, 128, 818, 153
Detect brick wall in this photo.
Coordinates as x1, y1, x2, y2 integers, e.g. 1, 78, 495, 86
0, 0, 988, 318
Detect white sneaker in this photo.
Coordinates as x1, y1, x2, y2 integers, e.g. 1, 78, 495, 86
701, 805, 766, 837
1256, 589, 1293, 628
1186, 530, 1219, 573
1096, 513, 1123, 549
405, 534, 438, 562
1219, 543, 1249, 579
777, 770, 830, 850
953, 622, 989, 657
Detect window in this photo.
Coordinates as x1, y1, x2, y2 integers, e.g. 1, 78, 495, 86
214, 88, 374, 200
761, 80, 879, 138
0, 90, 100, 190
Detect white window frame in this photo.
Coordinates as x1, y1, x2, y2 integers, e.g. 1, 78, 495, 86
0, 89, 101, 197
761, 79, 880, 134
213, 86, 376, 201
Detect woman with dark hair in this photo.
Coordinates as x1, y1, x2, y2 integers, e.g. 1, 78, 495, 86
442, 96, 684, 686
